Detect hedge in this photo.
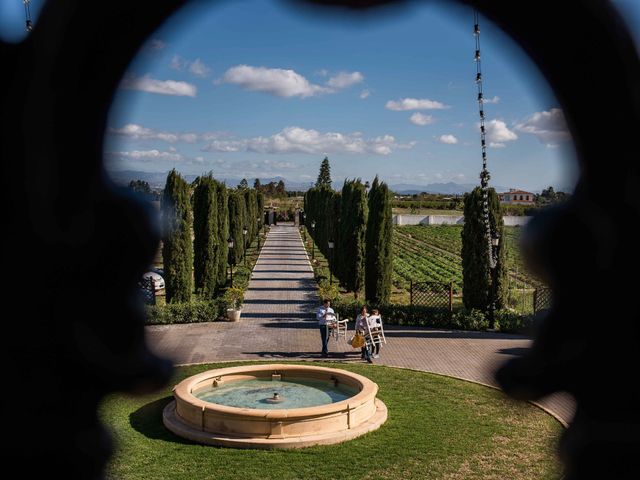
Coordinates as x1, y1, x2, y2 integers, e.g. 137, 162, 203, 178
330, 297, 538, 334
145, 299, 228, 325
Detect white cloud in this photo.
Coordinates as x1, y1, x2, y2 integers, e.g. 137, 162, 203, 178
222, 65, 330, 98
360, 89, 371, 99
107, 123, 202, 143
483, 95, 500, 104
438, 134, 458, 144
202, 127, 415, 156
170, 55, 186, 71
121, 74, 197, 97
515, 108, 571, 146
489, 142, 506, 148
410, 112, 435, 126
170, 55, 211, 78
112, 149, 184, 162
203, 140, 245, 152
108, 124, 224, 143
386, 98, 449, 111
188, 58, 211, 78
485, 119, 518, 144
327, 71, 364, 89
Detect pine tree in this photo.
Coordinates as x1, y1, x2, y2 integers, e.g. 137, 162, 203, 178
253, 178, 262, 191
161, 169, 193, 303
339, 179, 367, 297
238, 178, 249, 190
192, 174, 218, 298
365, 176, 393, 305
316, 157, 332, 188
461, 187, 507, 312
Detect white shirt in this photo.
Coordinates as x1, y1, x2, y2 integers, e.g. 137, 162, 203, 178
316, 306, 335, 326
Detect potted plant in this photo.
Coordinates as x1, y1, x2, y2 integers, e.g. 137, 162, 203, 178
224, 287, 244, 322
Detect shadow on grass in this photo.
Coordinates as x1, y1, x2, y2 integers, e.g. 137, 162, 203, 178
243, 350, 362, 360
383, 327, 528, 340
129, 396, 194, 444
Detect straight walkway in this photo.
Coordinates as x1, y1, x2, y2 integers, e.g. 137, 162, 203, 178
147, 224, 575, 425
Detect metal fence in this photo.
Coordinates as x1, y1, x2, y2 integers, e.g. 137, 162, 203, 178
410, 281, 453, 311
533, 287, 553, 314
140, 277, 156, 305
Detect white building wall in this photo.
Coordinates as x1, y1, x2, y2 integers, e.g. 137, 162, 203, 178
393, 214, 531, 226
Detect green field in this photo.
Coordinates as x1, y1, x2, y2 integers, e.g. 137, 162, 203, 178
101, 362, 562, 480
392, 225, 543, 311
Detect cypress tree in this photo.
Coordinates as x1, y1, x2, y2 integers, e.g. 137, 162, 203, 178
228, 191, 247, 263
461, 187, 507, 311
256, 192, 265, 228
244, 189, 258, 239
365, 176, 393, 305
315, 157, 332, 188
339, 179, 367, 297
192, 174, 218, 298
162, 169, 193, 303
304, 186, 339, 263
216, 182, 229, 287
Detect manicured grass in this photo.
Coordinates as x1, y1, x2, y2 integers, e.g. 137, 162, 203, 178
100, 362, 563, 480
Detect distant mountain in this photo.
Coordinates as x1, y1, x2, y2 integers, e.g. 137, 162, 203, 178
108, 171, 525, 196
389, 182, 509, 195
107, 170, 314, 192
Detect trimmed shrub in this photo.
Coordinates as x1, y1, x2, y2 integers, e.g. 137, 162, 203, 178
451, 308, 489, 331
145, 300, 227, 325
494, 309, 538, 334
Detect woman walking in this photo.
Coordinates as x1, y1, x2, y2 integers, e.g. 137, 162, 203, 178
354, 305, 372, 363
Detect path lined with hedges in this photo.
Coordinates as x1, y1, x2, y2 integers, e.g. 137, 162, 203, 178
146, 224, 575, 425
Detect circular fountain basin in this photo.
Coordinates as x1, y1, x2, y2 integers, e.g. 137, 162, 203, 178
163, 364, 388, 449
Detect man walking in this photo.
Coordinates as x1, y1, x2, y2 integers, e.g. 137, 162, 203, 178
316, 299, 335, 357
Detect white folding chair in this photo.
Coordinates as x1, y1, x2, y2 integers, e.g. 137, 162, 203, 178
364, 314, 386, 353
326, 313, 348, 342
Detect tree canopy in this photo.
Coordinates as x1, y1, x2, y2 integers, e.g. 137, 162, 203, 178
316, 157, 332, 188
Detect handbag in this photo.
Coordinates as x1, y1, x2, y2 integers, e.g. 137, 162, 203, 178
350, 332, 365, 349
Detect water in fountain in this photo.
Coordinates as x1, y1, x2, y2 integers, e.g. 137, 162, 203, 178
194, 378, 358, 409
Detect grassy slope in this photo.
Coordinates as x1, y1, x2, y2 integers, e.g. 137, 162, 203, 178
101, 362, 562, 480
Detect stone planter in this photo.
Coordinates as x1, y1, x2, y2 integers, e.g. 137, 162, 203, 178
226, 308, 242, 322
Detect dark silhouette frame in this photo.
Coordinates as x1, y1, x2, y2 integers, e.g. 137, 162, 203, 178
1, 0, 637, 478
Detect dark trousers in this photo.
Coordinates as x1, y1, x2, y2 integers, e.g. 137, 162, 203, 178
319, 325, 328, 355
361, 346, 371, 360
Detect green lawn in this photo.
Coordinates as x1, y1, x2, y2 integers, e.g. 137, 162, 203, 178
100, 362, 563, 480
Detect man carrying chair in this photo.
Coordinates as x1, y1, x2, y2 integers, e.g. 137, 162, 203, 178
316, 299, 335, 358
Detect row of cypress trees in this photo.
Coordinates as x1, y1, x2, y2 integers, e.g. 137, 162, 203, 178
304, 173, 393, 304
161, 169, 264, 304
303, 167, 506, 314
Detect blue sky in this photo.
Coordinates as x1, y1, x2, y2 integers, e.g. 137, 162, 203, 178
2, 0, 639, 191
